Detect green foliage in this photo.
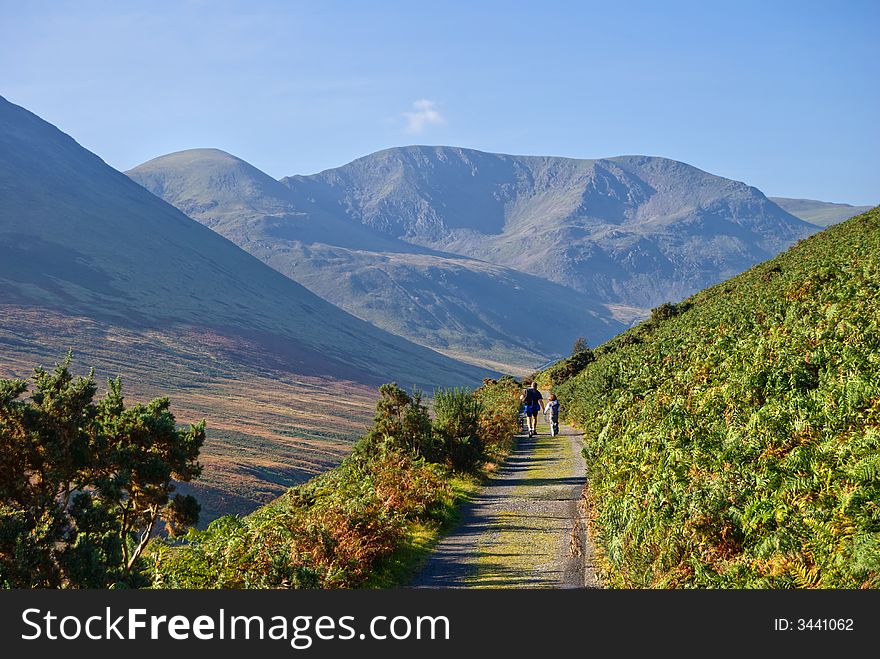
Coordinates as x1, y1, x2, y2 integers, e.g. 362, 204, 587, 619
543, 348, 596, 388
474, 376, 523, 458
433, 387, 484, 471
150, 376, 523, 588
433, 387, 482, 439
0, 356, 204, 588
572, 336, 590, 356
551, 207, 880, 588
359, 383, 437, 460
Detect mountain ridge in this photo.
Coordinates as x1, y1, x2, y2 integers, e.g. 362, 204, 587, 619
769, 196, 875, 227
130, 145, 821, 368
277, 146, 818, 306
128, 148, 627, 369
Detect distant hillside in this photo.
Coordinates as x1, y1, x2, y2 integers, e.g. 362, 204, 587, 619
130, 147, 817, 369
550, 207, 880, 588
770, 197, 874, 227
0, 96, 485, 520
129, 149, 624, 370
281, 147, 818, 307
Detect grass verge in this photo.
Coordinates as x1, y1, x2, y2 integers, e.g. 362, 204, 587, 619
365, 473, 482, 587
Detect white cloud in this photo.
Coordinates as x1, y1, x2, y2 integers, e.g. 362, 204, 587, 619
402, 99, 445, 134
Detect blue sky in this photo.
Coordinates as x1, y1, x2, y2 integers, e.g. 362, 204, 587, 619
1, 0, 877, 204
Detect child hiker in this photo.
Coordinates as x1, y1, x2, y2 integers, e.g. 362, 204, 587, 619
545, 393, 560, 437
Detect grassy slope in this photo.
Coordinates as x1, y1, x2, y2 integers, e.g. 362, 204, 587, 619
555, 207, 880, 588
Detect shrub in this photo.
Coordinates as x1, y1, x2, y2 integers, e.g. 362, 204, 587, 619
0, 356, 203, 588
473, 376, 522, 457
358, 383, 437, 461
433, 387, 484, 471
650, 301, 691, 322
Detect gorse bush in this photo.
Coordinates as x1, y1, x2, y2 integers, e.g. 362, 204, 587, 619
542, 348, 595, 388
433, 387, 482, 439
650, 301, 691, 322
553, 207, 880, 588
0, 356, 203, 588
359, 383, 437, 460
150, 376, 522, 588
473, 376, 522, 457
433, 387, 483, 471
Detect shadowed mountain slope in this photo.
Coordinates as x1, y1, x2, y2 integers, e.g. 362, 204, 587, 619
0, 99, 482, 388
0, 96, 486, 520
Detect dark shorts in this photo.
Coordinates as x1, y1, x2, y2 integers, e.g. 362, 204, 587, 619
524, 404, 541, 416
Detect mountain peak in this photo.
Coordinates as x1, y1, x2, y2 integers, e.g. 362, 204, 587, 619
128, 147, 294, 218
274, 146, 817, 306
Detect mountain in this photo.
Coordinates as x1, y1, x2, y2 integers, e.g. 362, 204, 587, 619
550, 206, 880, 588
0, 96, 485, 520
278, 147, 819, 309
129, 147, 815, 370
769, 197, 875, 227
129, 149, 625, 370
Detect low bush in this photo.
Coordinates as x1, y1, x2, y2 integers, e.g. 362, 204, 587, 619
1, 357, 203, 589
473, 376, 522, 458
433, 386, 484, 471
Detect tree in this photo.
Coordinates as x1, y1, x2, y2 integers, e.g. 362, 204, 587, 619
0, 356, 204, 588
572, 336, 590, 356
358, 383, 435, 460
432, 387, 484, 470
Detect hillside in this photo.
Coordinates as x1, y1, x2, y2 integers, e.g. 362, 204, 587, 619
0, 96, 486, 520
281, 146, 818, 307
769, 197, 874, 227
128, 149, 625, 370
550, 206, 880, 588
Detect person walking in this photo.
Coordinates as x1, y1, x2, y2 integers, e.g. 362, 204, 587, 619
545, 393, 560, 437
520, 381, 544, 437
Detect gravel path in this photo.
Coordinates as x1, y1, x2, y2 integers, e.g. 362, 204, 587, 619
410, 418, 600, 588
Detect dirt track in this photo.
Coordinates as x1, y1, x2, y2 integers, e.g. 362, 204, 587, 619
411, 419, 600, 588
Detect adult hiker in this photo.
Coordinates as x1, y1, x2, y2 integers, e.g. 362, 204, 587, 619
520, 381, 544, 437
